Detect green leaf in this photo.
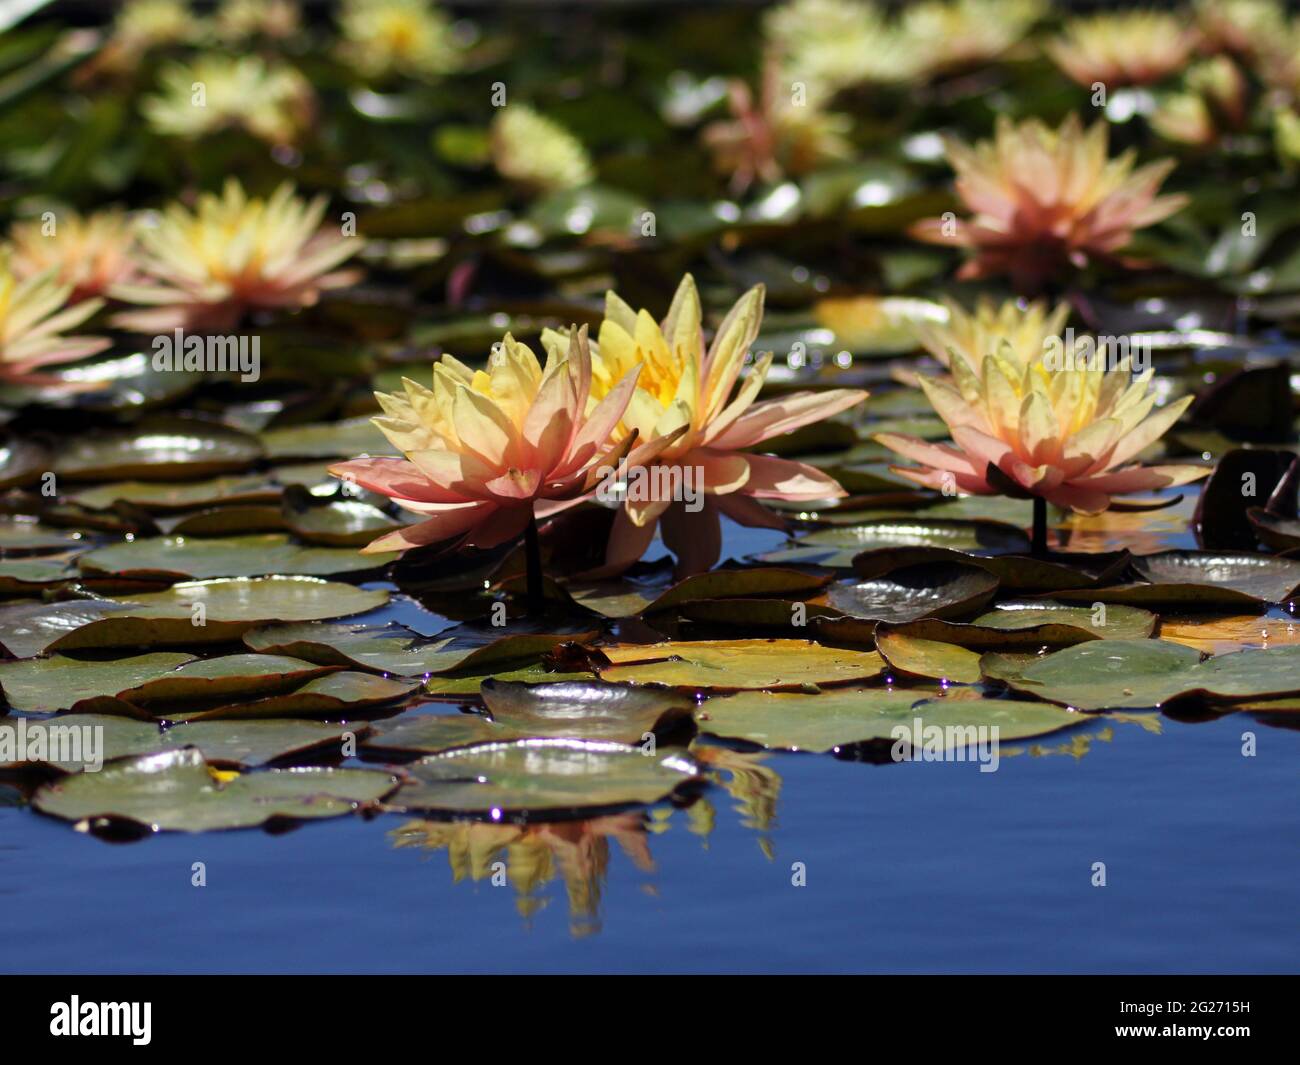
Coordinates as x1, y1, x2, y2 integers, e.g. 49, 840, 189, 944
32, 749, 397, 832
598, 639, 885, 690
79, 534, 396, 580
389, 739, 700, 815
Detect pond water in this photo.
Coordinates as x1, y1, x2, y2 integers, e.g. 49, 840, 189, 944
2, 520, 1296, 975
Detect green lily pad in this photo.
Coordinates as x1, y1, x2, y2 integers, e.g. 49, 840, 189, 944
875, 629, 983, 683
243, 619, 593, 677
55, 419, 264, 482
423, 665, 595, 696
282, 499, 402, 548
389, 739, 700, 815
361, 712, 505, 755
0, 520, 89, 554
33, 578, 388, 653
0, 714, 371, 771
169, 672, 418, 721
68, 476, 281, 513
972, 601, 1158, 641
800, 518, 1029, 555
32, 749, 397, 831
694, 688, 1081, 752
598, 639, 885, 690
260, 417, 395, 461
79, 534, 397, 580
988, 639, 1300, 710
822, 563, 999, 625
1132, 550, 1300, 603
0, 652, 196, 714
0, 557, 79, 596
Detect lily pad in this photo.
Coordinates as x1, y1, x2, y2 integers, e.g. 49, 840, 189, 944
260, 417, 395, 461
0, 557, 79, 596
68, 476, 281, 513
388, 739, 700, 815
874, 629, 983, 683
853, 546, 1132, 592
802, 517, 1029, 555
55, 419, 264, 482
170, 672, 419, 721
1158, 613, 1300, 654
32, 749, 397, 831
0, 652, 196, 714
693, 688, 1081, 752
244, 619, 593, 677
0, 714, 371, 771
479, 678, 695, 742
822, 563, 998, 624
79, 534, 397, 580
989, 639, 1300, 710
362, 712, 505, 755
40, 578, 389, 652
972, 601, 1158, 641
1247, 509, 1300, 552
1132, 550, 1300, 603
598, 639, 885, 690
282, 499, 403, 548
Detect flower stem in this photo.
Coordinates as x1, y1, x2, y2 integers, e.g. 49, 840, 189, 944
525, 510, 544, 617
1031, 495, 1048, 557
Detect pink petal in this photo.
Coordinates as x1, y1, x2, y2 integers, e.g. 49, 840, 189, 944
362, 501, 497, 553
708, 388, 866, 451
740, 452, 847, 500
329, 457, 467, 504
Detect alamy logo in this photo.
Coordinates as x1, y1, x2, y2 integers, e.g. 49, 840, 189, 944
890, 717, 1001, 773
49, 997, 151, 1045
0, 720, 103, 771
594, 460, 703, 513
152, 328, 260, 382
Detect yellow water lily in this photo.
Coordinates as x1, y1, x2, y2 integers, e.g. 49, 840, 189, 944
142, 55, 314, 145
900, 0, 1042, 77
7, 209, 140, 302
0, 258, 108, 383
877, 344, 1207, 519
338, 0, 463, 81
912, 114, 1188, 292
553, 274, 867, 576
764, 0, 920, 94
1047, 10, 1198, 88
915, 297, 1070, 376
328, 328, 639, 556
112, 180, 360, 332
490, 105, 594, 194
215, 0, 300, 40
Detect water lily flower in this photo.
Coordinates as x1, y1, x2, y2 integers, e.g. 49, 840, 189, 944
876, 345, 1208, 542
141, 55, 315, 145
911, 114, 1188, 293
338, 0, 463, 81
1195, 0, 1286, 60
899, 0, 1042, 78
112, 181, 360, 333
915, 297, 1070, 376
0, 259, 109, 384
558, 274, 867, 577
764, 0, 920, 94
328, 328, 640, 564
7, 209, 140, 303
1047, 10, 1199, 88
490, 105, 594, 194
215, 0, 301, 40
112, 0, 195, 51
702, 54, 852, 193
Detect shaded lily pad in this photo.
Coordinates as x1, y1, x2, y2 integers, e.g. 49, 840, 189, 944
32, 749, 397, 831
972, 601, 1158, 641
694, 688, 1081, 752
0, 557, 79, 596
853, 546, 1132, 592
823, 563, 998, 624
169, 671, 418, 720
362, 712, 505, 755
0, 439, 50, 490
244, 619, 593, 677
567, 567, 828, 619
988, 639, 1300, 710
1246, 509, 1300, 552
79, 534, 397, 580
598, 639, 885, 690
1132, 550, 1300, 603
42, 578, 389, 652
389, 739, 700, 815
282, 499, 402, 548
0, 520, 89, 554
55, 419, 264, 482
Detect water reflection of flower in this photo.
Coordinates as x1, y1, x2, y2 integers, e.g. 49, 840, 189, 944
389, 813, 655, 935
